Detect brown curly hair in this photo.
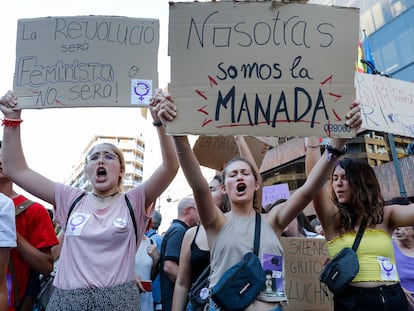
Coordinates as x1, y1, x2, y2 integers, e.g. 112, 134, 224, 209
329, 157, 384, 234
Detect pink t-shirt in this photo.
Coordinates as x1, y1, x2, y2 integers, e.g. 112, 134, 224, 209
53, 183, 150, 290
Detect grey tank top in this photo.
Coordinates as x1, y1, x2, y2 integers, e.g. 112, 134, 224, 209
210, 213, 286, 302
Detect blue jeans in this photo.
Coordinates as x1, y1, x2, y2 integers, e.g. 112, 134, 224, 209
334, 283, 408, 311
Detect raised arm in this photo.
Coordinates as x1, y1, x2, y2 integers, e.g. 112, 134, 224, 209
172, 136, 226, 234
270, 138, 347, 235
302, 103, 362, 239
387, 203, 414, 232
235, 136, 263, 211
268, 103, 362, 236
304, 136, 339, 237
0, 91, 56, 204
143, 89, 179, 208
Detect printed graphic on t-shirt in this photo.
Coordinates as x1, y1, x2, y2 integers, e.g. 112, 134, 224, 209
260, 253, 285, 302
66, 212, 91, 236
377, 256, 398, 281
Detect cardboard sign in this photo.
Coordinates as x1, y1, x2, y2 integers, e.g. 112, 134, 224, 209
355, 72, 414, 138
280, 237, 333, 311
14, 16, 159, 108
168, 2, 359, 137
192, 135, 270, 171
262, 183, 290, 208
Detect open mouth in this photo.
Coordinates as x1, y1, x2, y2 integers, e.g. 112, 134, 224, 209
96, 167, 107, 178
336, 190, 344, 197
236, 183, 247, 193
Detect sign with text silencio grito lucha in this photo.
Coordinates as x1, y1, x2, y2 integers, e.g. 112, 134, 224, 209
14, 16, 159, 108
281, 237, 333, 311
168, 1, 359, 138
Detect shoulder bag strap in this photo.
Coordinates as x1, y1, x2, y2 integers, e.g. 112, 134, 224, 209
11, 200, 34, 308
124, 195, 138, 245
352, 218, 367, 251
65, 193, 87, 228
253, 212, 261, 255
15, 199, 35, 216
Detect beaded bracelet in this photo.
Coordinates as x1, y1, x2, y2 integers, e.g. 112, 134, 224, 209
152, 121, 163, 127
326, 144, 346, 161
1, 118, 23, 127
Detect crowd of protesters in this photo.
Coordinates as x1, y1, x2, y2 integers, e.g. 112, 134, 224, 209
1, 88, 414, 311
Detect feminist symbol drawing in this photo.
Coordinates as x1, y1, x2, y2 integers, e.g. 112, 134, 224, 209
131, 79, 152, 105
134, 81, 150, 101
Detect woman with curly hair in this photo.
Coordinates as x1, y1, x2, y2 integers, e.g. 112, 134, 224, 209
306, 137, 414, 311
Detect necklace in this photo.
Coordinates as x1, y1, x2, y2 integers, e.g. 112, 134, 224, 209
92, 191, 119, 202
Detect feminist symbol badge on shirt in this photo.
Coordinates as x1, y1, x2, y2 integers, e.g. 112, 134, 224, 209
67, 213, 91, 236
113, 217, 127, 229
377, 256, 398, 280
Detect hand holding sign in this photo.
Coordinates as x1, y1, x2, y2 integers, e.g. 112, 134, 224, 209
150, 89, 177, 125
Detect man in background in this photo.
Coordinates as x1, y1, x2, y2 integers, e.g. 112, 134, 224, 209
0, 142, 58, 311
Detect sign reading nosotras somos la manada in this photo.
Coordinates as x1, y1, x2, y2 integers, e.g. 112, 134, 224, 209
14, 16, 159, 109
167, 1, 359, 138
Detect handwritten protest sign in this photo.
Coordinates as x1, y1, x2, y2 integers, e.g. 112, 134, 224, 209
168, 1, 359, 137
14, 16, 159, 108
355, 72, 414, 138
262, 183, 290, 208
281, 237, 333, 311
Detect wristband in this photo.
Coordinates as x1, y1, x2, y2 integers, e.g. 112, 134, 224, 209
1, 118, 23, 127
326, 144, 346, 161
152, 121, 163, 127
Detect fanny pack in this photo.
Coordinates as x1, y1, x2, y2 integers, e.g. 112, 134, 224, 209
210, 213, 265, 311
320, 219, 366, 295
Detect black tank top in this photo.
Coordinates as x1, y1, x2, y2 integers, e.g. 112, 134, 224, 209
189, 225, 210, 284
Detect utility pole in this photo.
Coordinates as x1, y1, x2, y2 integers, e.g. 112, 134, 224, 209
387, 133, 407, 197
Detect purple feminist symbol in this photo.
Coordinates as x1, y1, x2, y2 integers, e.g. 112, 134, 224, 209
70, 214, 86, 232
381, 260, 394, 277
134, 81, 150, 101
